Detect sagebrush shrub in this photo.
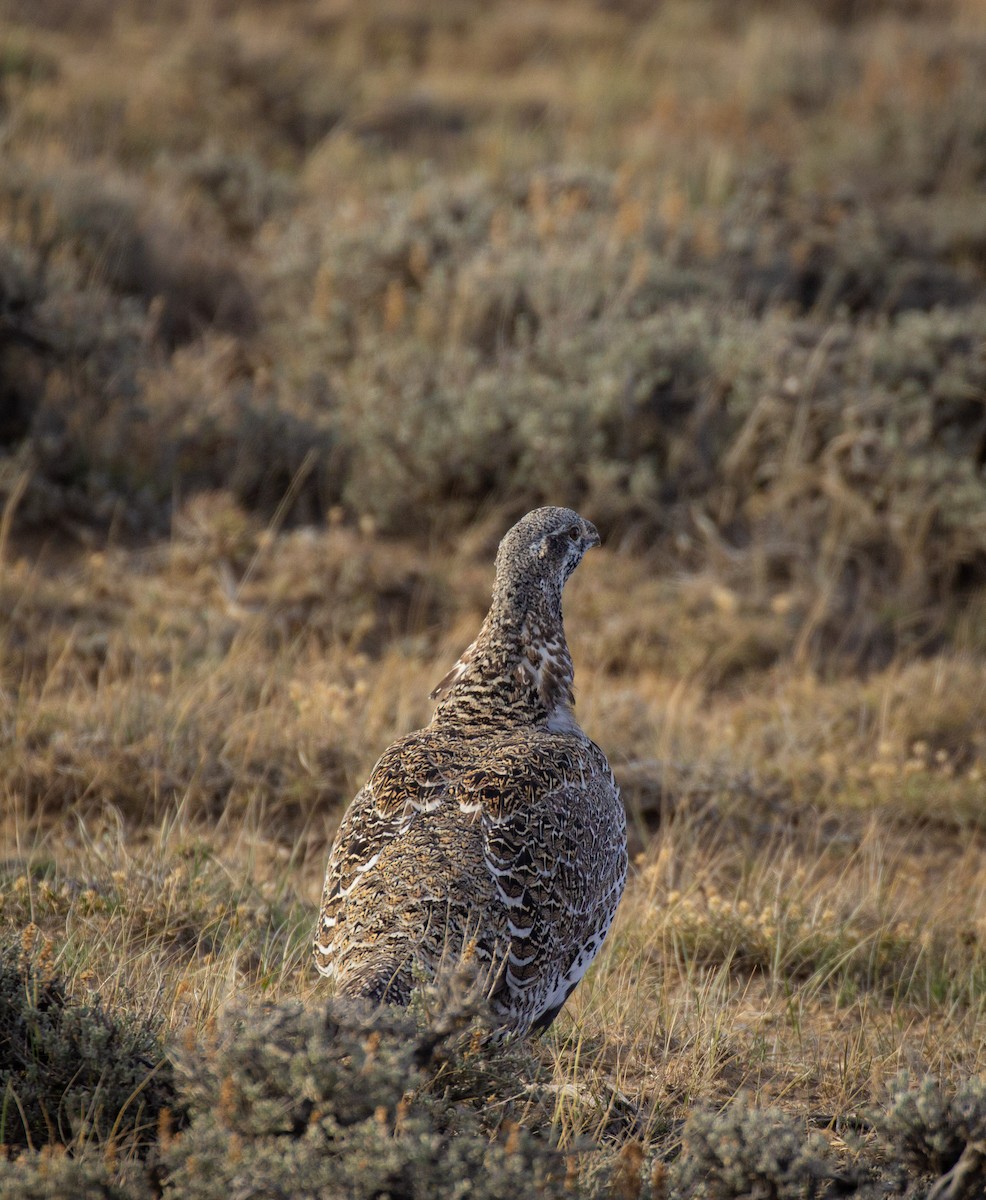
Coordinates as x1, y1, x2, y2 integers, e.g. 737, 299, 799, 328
672, 1101, 836, 1200
0, 939, 174, 1155
163, 992, 576, 1200
873, 1072, 986, 1182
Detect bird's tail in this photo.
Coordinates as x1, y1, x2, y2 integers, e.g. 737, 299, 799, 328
335, 958, 413, 1007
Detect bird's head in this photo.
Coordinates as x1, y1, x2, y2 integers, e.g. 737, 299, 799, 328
493, 507, 600, 611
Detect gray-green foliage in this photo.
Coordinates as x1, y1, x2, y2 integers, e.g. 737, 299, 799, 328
5, 949, 986, 1200
4, 165, 986, 582
0, 952, 580, 1199
7, 161, 986, 662
0, 1152, 152, 1200
162, 995, 573, 1200
873, 1072, 986, 1183
672, 1101, 836, 1199
0, 942, 174, 1156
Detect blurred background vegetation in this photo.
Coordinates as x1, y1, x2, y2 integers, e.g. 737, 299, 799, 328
2, 0, 986, 658
2, 1, 986, 1196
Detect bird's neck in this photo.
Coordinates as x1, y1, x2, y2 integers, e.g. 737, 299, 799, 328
433, 587, 575, 731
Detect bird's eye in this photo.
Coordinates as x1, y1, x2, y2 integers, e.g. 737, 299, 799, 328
568, 525, 580, 540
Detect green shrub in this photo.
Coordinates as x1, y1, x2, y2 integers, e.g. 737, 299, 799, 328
0, 1149, 152, 1200
872, 1073, 986, 1183
47, 172, 257, 347
0, 977, 616, 1198
672, 1101, 836, 1199
5, 946, 986, 1199
2, 3, 986, 662
0, 939, 174, 1155
162, 992, 577, 1200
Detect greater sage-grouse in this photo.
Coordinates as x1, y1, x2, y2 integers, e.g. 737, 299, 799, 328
313, 507, 627, 1034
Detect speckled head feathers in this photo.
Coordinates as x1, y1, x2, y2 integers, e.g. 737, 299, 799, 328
492, 507, 600, 612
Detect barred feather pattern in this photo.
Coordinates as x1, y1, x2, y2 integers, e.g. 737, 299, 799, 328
313, 507, 628, 1034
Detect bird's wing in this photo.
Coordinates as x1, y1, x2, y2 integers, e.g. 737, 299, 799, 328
313, 734, 458, 975
475, 738, 627, 1011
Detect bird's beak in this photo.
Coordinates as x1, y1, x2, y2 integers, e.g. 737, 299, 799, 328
584, 521, 601, 548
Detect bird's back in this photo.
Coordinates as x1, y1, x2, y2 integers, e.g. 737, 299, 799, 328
314, 722, 626, 1031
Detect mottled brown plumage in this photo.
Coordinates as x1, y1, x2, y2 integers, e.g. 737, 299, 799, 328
313, 507, 627, 1033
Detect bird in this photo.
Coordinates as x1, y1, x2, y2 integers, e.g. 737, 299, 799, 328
313, 506, 627, 1034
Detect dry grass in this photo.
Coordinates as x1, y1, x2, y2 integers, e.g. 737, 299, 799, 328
2, 515, 985, 1190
